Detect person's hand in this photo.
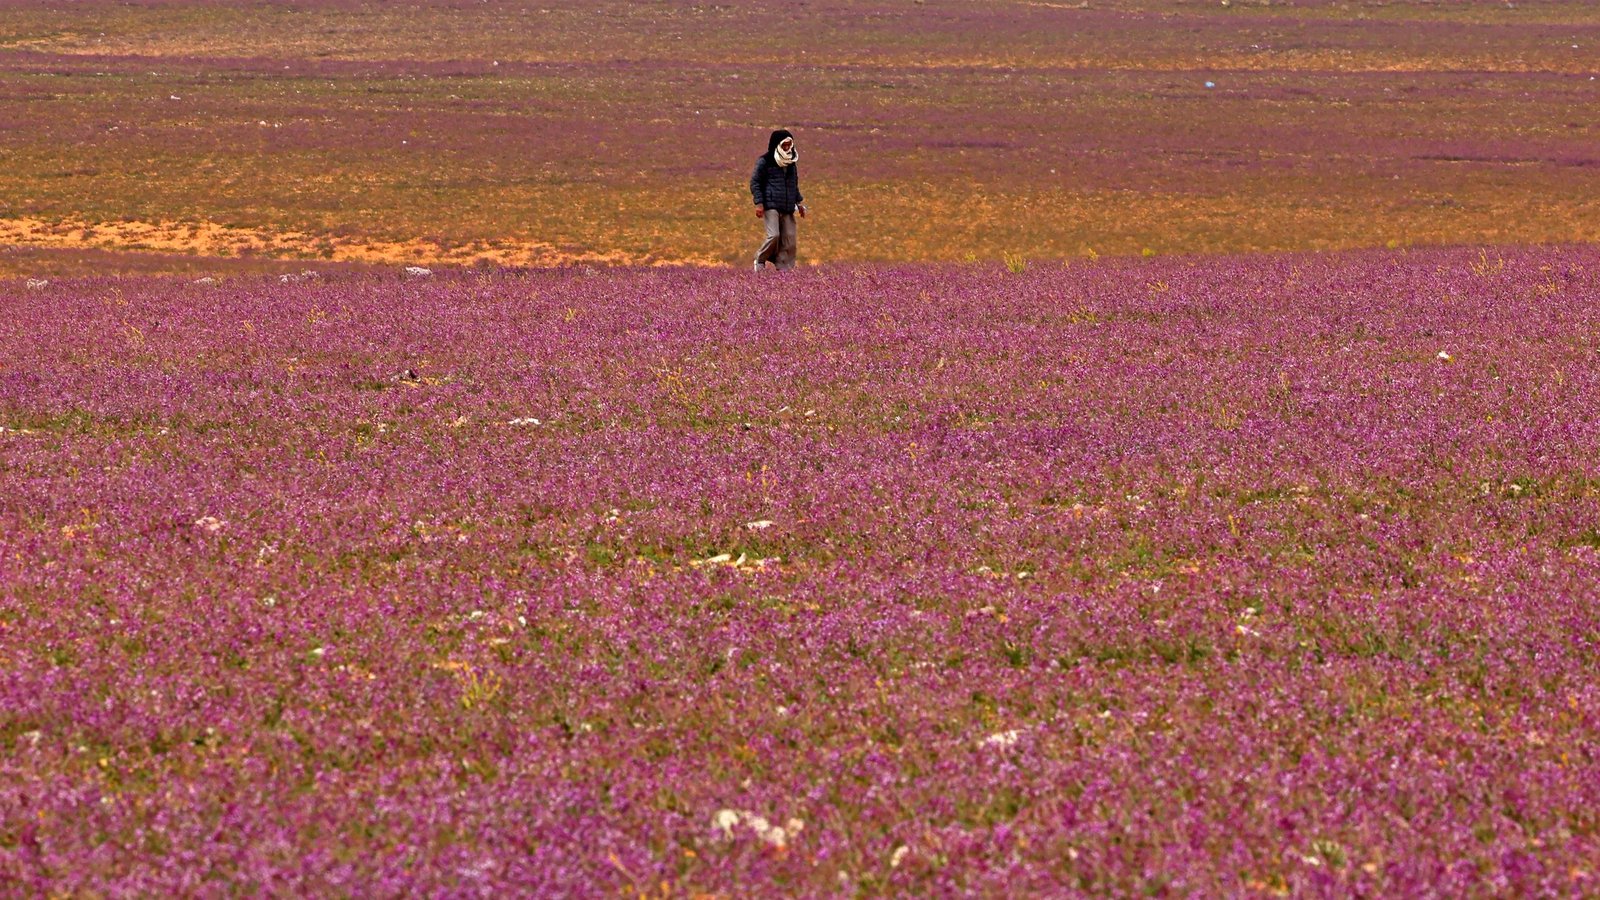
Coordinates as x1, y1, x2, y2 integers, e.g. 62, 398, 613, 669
797, 204, 807, 219
754, 205, 765, 218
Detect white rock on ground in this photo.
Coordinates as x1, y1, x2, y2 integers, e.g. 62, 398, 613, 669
980, 729, 1022, 749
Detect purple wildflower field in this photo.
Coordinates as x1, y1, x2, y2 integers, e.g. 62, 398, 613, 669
3, 247, 1600, 895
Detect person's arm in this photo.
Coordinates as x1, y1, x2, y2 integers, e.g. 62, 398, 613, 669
794, 165, 806, 217
750, 158, 766, 215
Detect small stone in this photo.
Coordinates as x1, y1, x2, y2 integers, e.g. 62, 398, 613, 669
981, 729, 1022, 749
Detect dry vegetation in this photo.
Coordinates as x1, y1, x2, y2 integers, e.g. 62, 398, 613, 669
0, 0, 1595, 275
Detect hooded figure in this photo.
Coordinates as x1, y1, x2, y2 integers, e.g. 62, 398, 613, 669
750, 129, 806, 271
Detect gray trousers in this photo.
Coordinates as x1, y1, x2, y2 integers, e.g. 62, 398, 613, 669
754, 210, 797, 270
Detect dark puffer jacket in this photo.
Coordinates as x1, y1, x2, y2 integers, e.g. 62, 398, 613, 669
750, 131, 804, 213
750, 156, 802, 213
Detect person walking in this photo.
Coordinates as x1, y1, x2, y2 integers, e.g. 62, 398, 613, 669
750, 129, 807, 271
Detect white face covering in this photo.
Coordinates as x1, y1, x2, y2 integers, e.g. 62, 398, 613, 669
774, 139, 797, 167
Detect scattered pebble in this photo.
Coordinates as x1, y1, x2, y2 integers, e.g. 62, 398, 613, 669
981, 729, 1022, 749
711, 809, 803, 848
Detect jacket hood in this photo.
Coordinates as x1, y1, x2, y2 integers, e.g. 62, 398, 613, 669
766, 129, 795, 156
